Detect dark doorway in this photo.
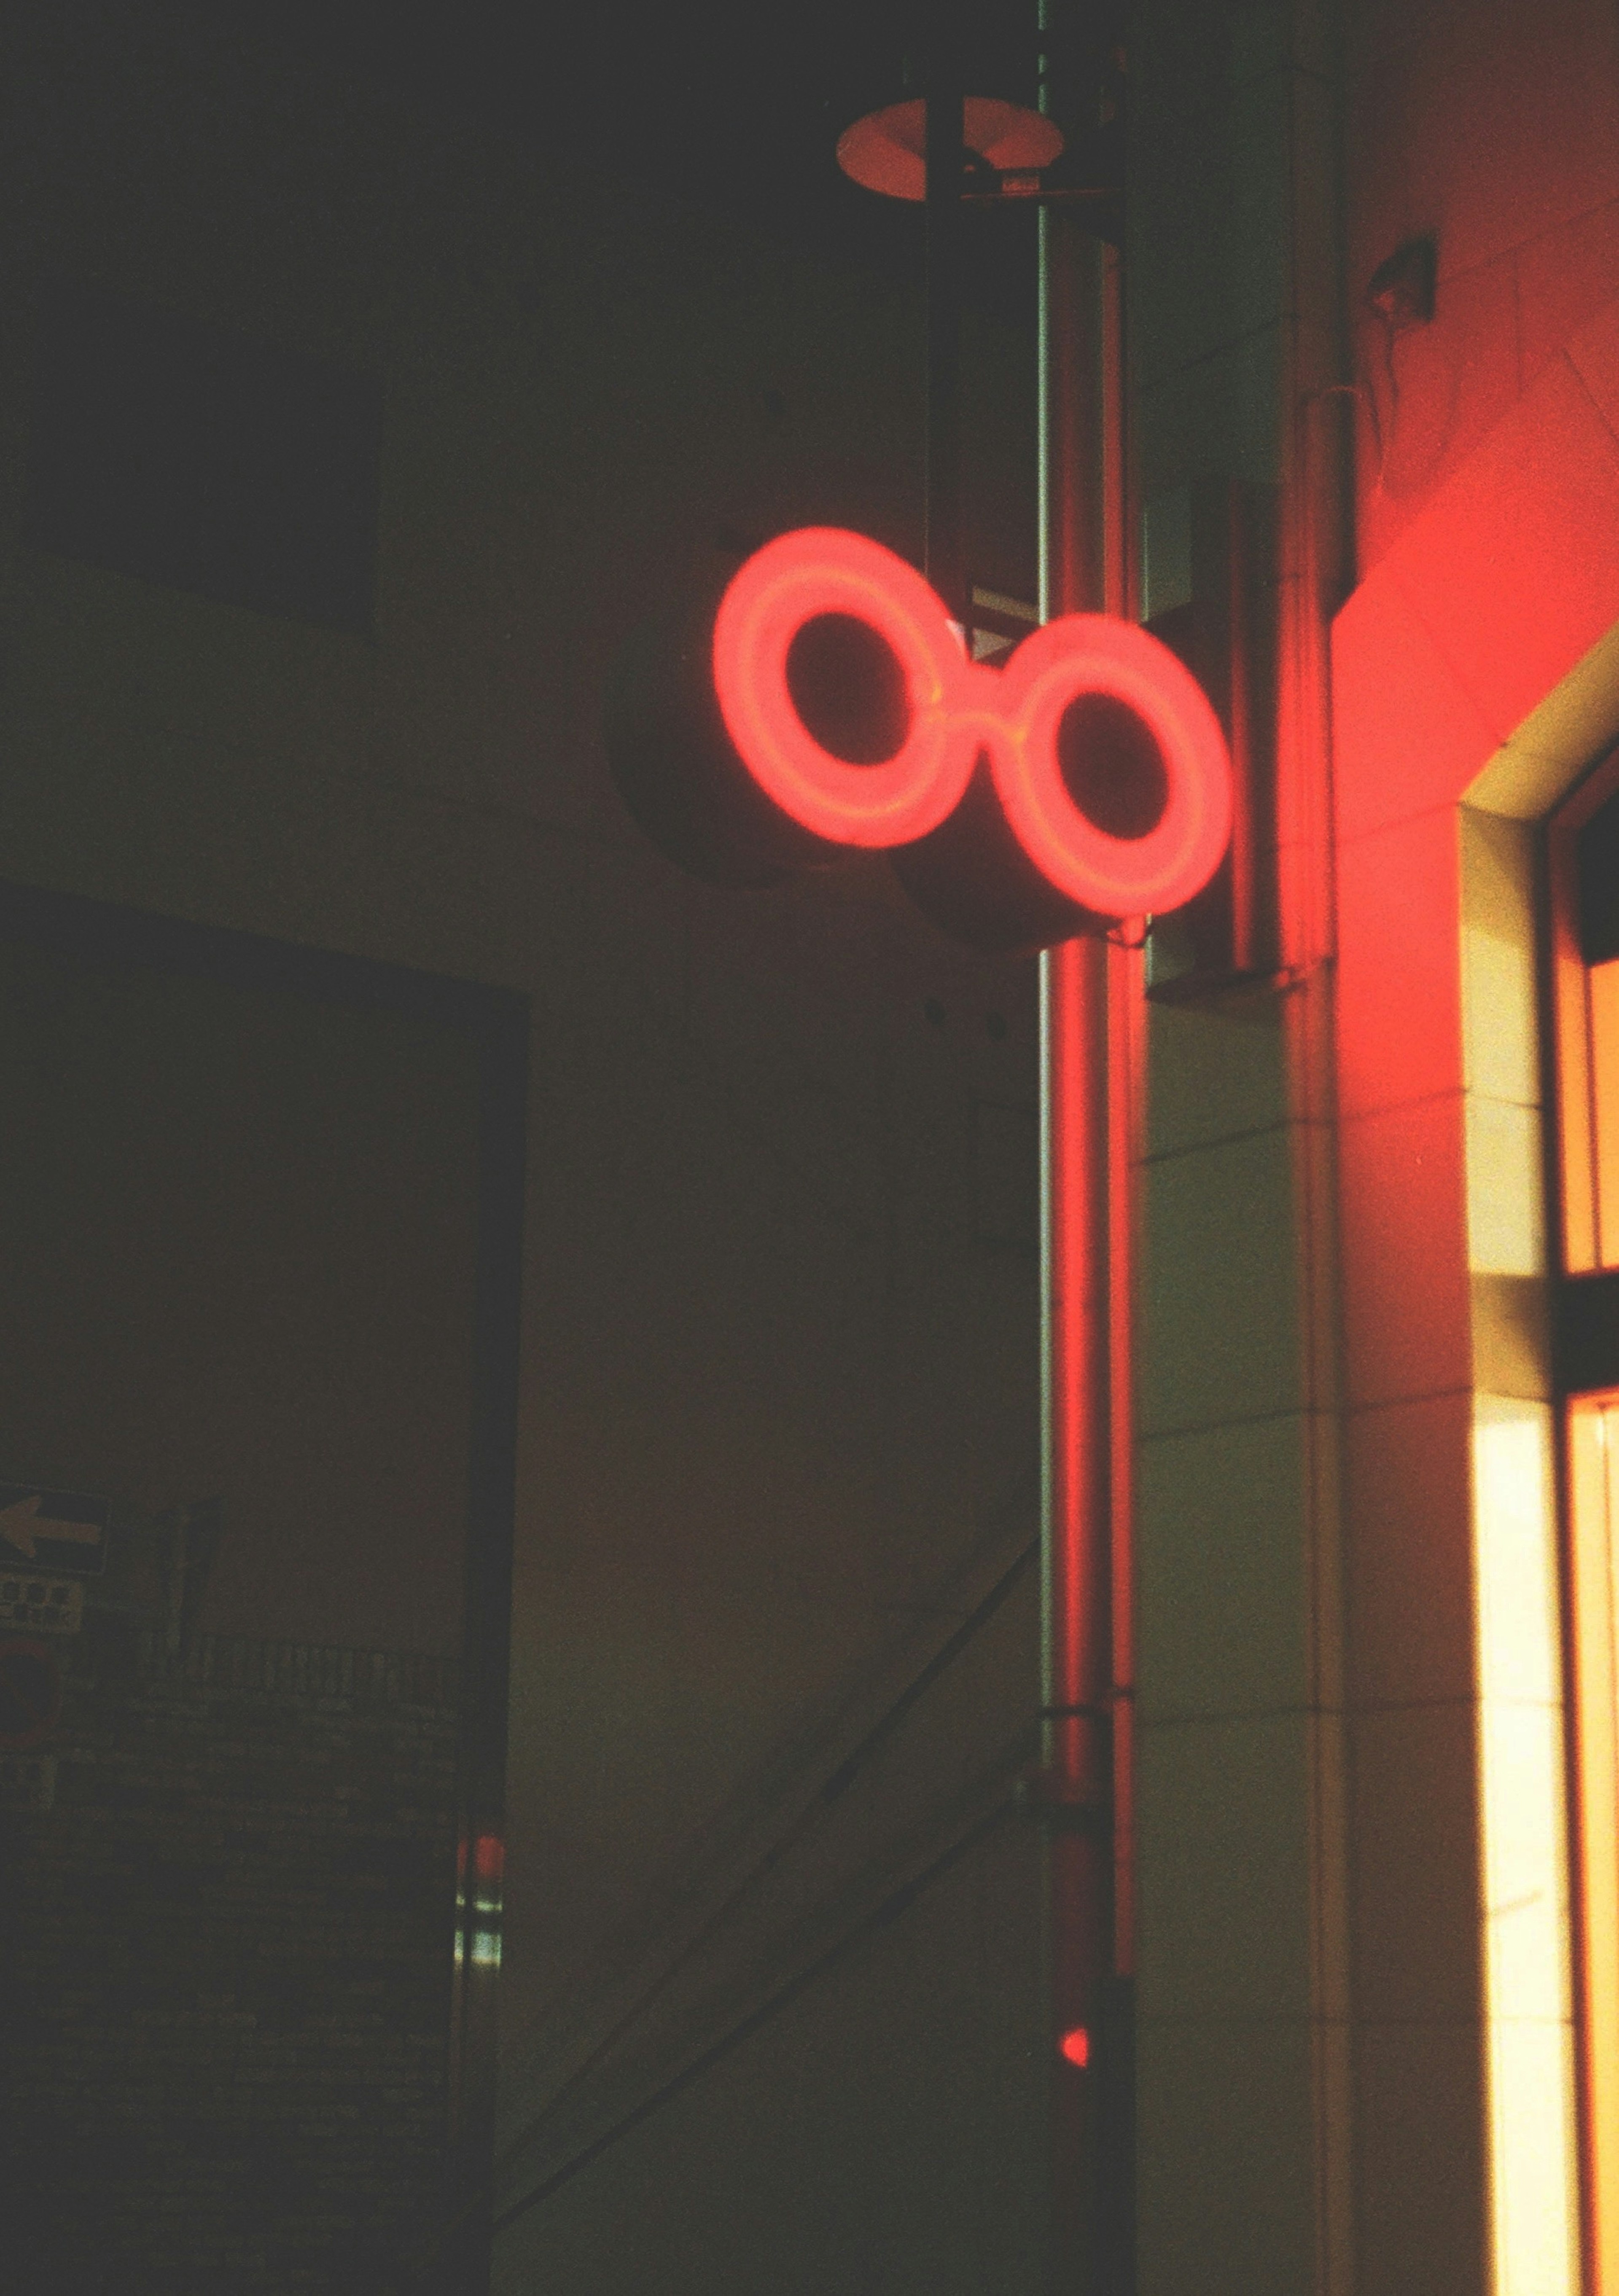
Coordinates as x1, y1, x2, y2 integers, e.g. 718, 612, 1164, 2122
0, 880, 524, 2296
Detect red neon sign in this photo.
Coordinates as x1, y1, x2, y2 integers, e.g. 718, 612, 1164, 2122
712, 528, 1232, 920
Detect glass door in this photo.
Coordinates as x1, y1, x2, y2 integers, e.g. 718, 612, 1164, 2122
1552, 752, 1619, 2291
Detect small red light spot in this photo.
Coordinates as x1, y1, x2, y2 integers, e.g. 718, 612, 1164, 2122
1061, 2026, 1091, 2068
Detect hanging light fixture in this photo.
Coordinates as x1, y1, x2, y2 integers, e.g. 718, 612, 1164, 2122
834, 9, 1066, 205
836, 92, 1062, 202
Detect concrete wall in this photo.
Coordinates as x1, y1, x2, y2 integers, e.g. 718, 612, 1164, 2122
1331, 3, 1619, 2292
1345, 0, 1619, 572
1128, 5, 1349, 2291
0, 4, 1054, 2288
1132, 2, 1619, 2286
1330, 349, 1619, 2296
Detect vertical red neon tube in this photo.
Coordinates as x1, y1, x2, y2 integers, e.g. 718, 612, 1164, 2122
1098, 231, 1137, 1995
1107, 928, 1142, 1983
1040, 204, 1135, 2288
1043, 923, 1115, 1983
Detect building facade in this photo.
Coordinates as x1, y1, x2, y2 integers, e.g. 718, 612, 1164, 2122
5, 3, 1619, 2293
1132, 3, 1619, 2292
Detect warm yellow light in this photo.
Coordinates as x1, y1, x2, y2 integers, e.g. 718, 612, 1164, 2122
1568, 1395, 1619, 2291
1474, 1401, 1580, 2295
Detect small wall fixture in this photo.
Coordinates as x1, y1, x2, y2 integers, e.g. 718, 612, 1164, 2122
1367, 233, 1437, 330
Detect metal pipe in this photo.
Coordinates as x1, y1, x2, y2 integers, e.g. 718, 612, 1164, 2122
1038, 30, 1134, 2291
1038, 220, 1115, 2295
923, 2, 965, 623
1095, 238, 1138, 2007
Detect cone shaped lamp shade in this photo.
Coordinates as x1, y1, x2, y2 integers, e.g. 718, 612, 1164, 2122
837, 96, 1063, 201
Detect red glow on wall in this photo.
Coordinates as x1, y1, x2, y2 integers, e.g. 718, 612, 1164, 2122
712, 528, 1232, 919
1060, 2025, 1091, 2069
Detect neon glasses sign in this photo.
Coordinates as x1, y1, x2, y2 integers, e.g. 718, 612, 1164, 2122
711, 527, 1232, 925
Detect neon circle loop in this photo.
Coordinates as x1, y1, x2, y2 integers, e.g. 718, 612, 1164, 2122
711, 527, 1233, 920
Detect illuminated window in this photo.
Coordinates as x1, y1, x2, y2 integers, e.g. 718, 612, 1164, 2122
1552, 749, 1619, 2289
1566, 1392, 1619, 2288
1553, 754, 1619, 1278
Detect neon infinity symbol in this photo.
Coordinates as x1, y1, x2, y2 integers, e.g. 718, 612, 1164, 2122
712, 527, 1232, 919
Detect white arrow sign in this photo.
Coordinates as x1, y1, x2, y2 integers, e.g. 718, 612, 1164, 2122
0, 1495, 104, 1560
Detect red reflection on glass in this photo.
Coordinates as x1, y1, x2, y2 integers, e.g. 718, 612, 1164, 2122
712, 528, 1232, 918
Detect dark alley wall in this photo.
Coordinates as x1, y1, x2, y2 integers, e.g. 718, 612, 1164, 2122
0, 4, 1051, 2289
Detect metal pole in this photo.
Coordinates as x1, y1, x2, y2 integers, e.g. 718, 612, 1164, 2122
1097, 239, 1140, 2296
923, 1, 965, 624
1038, 19, 1133, 2289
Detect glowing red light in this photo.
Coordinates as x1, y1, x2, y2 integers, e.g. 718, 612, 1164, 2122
711, 528, 1232, 918
712, 526, 979, 847
992, 614, 1231, 917
1061, 2025, 1091, 2068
